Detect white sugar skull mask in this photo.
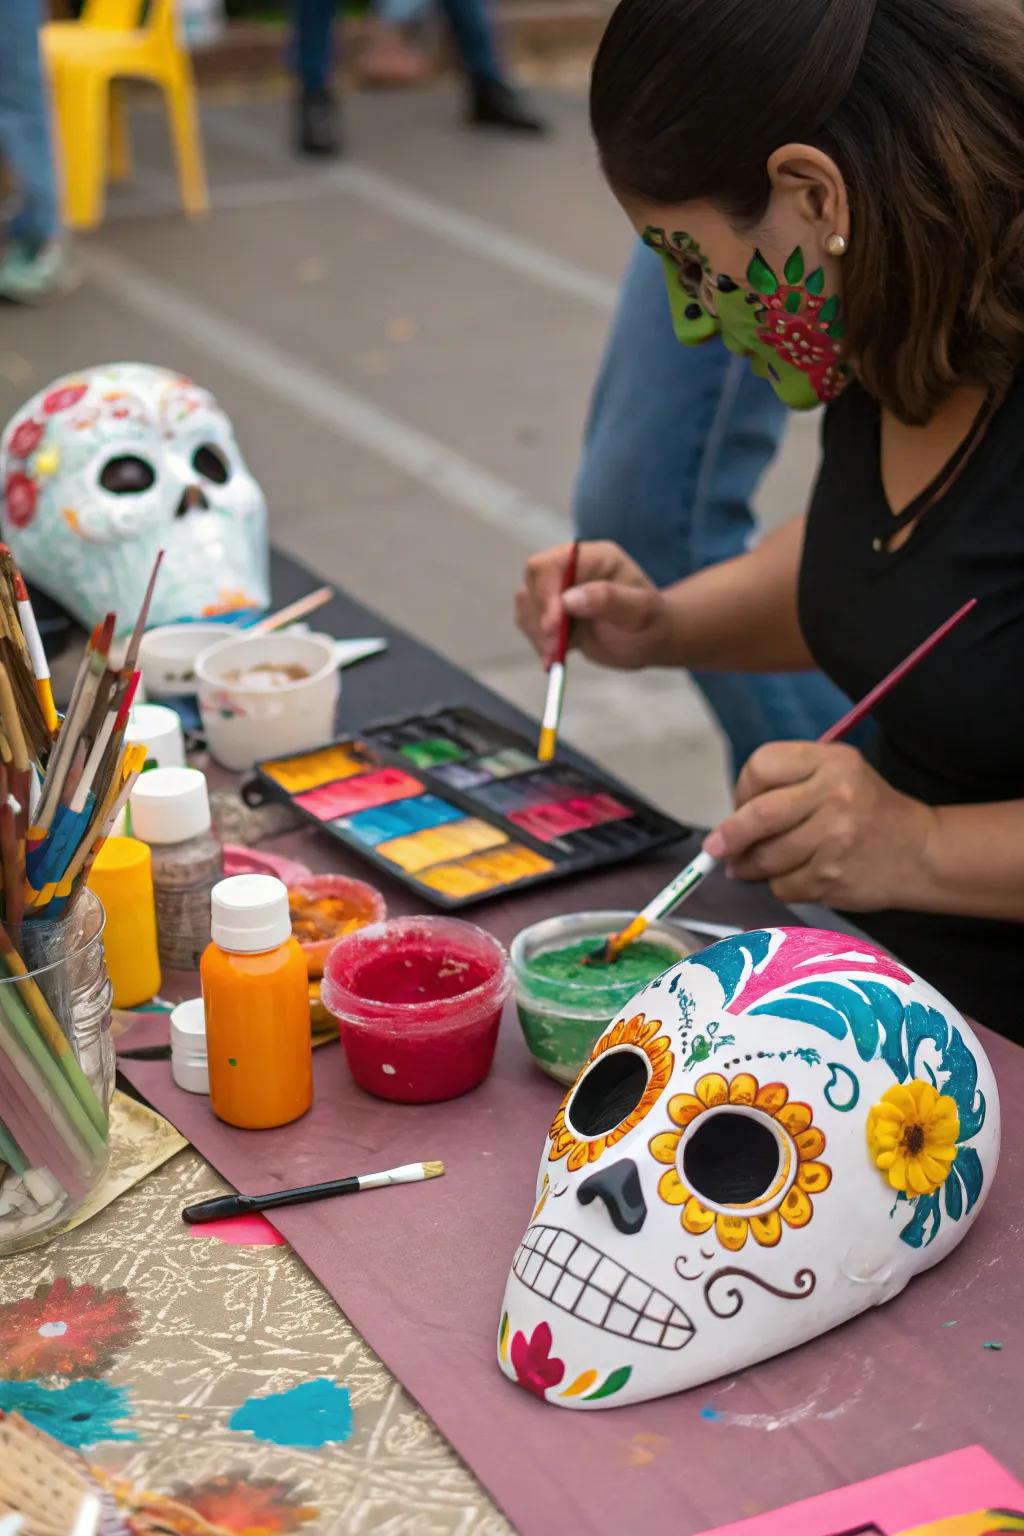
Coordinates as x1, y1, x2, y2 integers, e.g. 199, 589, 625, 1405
498, 928, 999, 1408
0, 364, 270, 634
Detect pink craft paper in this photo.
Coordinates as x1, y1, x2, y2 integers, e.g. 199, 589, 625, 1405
186, 1213, 286, 1247
117, 848, 1024, 1536
695, 1446, 1024, 1535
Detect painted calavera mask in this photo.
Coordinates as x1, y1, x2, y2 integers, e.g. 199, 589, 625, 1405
498, 928, 999, 1408
0, 363, 270, 634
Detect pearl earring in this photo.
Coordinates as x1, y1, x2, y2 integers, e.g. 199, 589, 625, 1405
824, 232, 848, 257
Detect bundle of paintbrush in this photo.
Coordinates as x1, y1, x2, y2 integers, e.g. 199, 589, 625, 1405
0, 549, 163, 1250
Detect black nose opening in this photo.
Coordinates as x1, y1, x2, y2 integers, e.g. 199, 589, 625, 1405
175, 485, 211, 518
577, 1158, 647, 1234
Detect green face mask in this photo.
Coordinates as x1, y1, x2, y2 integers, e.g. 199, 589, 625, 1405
643, 227, 846, 410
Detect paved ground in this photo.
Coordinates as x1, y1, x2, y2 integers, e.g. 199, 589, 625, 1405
0, 77, 820, 827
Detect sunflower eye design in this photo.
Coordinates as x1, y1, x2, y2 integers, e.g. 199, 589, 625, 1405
649, 1071, 832, 1252
548, 1014, 674, 1173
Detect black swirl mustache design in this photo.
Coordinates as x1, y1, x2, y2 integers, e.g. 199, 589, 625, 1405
703, 1266, 816, 1318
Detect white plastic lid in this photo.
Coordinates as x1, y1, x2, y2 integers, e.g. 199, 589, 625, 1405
211, 873, 291, 953
130, 767, 212, 845
170, 998, 209, 1094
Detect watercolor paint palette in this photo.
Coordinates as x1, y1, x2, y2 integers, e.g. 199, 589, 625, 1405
258, 705, 692, 909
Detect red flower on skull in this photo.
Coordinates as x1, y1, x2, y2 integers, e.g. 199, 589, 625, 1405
510, 1321, 565, 1399
8, 418, 44, 459
42, 382, 88, 415
5, 472, 38, 529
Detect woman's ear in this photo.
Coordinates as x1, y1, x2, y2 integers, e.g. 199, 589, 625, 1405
766, 143, 849, 245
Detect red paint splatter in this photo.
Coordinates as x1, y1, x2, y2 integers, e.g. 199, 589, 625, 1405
174, 1475, 318, 1534
0, 1277, 139, 1379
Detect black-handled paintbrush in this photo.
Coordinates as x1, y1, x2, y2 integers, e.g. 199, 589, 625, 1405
181, 1159, 445, 1224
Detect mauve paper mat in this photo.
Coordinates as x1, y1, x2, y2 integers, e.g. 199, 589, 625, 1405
119, 915, 1023, 1533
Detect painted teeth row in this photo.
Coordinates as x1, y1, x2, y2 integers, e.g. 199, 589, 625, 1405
513, 1226, 693, 1349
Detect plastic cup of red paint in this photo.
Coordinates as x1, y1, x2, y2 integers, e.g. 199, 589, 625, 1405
321, 916, 512, 1103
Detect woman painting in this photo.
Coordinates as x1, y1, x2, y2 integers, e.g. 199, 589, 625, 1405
516, 0, 1024, 1030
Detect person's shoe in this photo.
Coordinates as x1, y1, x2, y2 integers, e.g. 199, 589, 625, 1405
0, 239, 76, 304
468, 76, 548, 134
296, 88, 341, 156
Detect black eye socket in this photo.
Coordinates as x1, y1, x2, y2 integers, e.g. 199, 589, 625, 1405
193, 443, 230, 484
99, 455, 155, 494
682, 1112, 781, 1206
567, 1050, 650, 1139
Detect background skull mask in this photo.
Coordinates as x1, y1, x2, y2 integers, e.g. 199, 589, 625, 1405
0, 363, 270, 634
498, 928, 1000, 1409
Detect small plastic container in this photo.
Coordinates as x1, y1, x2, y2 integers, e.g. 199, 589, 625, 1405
87, 837, 161, 1008
510, 910, 697, 1085
287, 875, 387, 978
322, 915, 511, 1103
170, 998, 209, 1094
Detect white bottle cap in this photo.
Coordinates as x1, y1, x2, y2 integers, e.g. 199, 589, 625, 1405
211, 873, 291, 954
125, 703, 186, 770
170, 997, 208, 1094
130, 767, 212, 845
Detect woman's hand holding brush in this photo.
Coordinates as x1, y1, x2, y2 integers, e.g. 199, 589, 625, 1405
516, 541, 671, 672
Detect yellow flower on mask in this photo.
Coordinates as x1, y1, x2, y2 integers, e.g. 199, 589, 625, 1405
867, 1080, 960, 1196
650, 1071, 832, 1252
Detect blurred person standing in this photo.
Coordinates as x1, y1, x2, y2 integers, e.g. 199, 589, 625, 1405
0, 0, 69, 301
291, 0, 548, 155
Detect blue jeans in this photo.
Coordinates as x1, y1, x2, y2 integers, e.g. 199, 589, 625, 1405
292, 0, 503, 90
0, 0, 59, 246
574, 242, 856, 777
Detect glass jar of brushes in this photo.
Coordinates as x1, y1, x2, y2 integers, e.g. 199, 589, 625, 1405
0, 890, 114, 1255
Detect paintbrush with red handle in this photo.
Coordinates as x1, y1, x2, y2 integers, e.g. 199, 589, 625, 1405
587, 596, 979, 965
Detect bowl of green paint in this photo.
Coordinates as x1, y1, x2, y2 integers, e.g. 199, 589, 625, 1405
510, 910, 697, 1085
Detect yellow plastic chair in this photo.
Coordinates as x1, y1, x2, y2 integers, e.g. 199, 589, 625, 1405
42, 0, 209, 231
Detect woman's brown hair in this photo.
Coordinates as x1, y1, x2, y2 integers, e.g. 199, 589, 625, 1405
591, 0, 1024, 424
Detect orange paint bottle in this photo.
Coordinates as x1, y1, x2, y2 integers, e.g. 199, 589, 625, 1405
201, 874, 312, 1129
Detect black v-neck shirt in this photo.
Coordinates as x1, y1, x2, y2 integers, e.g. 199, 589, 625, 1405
799, 374, 1024, 1036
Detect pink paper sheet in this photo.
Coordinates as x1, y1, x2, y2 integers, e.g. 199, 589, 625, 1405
696, 1445, 1024, 1535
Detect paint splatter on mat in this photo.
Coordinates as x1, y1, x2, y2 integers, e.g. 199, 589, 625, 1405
172, 1473, 319, 1534
186, 1213, 286, 1247
229, 1378, 353, 1448
0, 1277, 140, 1379
0, 1378, 136, 1447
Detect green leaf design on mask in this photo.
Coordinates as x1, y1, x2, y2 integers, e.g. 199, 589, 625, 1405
827, 319, 845, 339
783, 248, 805, 284
784, 291, 801, 314
819, 293, 840, 325
805, 266, 825, 295
746, 250, 778, 295
583, 1366, 632, 1400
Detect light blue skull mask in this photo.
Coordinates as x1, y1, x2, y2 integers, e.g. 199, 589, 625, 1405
0, 363, 270, 634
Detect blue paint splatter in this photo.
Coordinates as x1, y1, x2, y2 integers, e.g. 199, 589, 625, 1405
229, 1378, 353, 1447
699, 1406, 725, 1422
0, 1379, 136, 1448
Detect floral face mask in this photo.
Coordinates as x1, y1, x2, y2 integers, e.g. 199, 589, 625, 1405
643, 227, 846, 410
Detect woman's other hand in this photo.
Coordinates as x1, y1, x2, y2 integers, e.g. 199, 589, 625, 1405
705, 742, 937, 911
515, 540, 669, 670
